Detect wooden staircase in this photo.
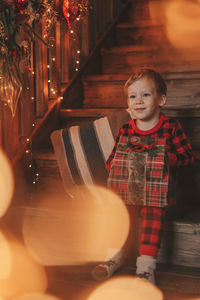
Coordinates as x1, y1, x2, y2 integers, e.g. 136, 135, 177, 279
27, 0, 200, 298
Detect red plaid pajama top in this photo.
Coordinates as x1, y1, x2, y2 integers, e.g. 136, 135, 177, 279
106, 114, 194, 207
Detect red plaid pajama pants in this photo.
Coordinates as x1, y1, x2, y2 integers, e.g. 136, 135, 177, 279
139, 206, 165, 257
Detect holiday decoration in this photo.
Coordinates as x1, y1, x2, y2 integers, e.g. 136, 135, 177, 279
0, 0, 57, 116
62, 0, 90, 27
15, 0, 29, 12
0, 0, 92, 116
62, 0, 80, 27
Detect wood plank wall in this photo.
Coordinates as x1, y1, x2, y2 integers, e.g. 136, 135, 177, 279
0, 0, 125, 165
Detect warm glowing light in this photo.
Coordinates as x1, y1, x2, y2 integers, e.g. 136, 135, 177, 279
12, 293, 62, 300
0, 231, 12, 279
0, 150, 14, 217
22, 186, 130, 266
149, 0, 200, 53
87, 276, 163, 300
0, 231, 47, 298
165, 0, 200, 49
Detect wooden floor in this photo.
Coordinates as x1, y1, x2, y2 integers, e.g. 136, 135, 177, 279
45, 263, 200, 300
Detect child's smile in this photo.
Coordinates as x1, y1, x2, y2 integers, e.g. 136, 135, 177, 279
127, 77, 166, 130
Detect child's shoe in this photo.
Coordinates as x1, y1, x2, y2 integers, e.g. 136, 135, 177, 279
136, 255, 156, 284
91, 250, 124, 281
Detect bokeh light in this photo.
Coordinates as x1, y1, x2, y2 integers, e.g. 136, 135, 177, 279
0, 231, 12, 279
12, 293, 62, 300
149, 0, 200, 51
165, 0, 200, 49
22, 185, 130, 265
0, 150, 14, 217
0, 230, 47, 299
87, 276, 163, 300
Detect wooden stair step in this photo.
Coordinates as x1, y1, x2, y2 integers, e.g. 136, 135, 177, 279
33, 149, 65, 194
116, 20, 164, 29
60, 107, 200, 149
101, 44, 160, 54
101, 47, 200, 68
126, 0, 153, 24
60, 107, 200, 119
34, 149, 58, 168
158, 220, 200, 268
83, 72, 200, 111
6, 205, 200, 270
102, 60, 200, 75
59, 108, 200, 148
115, 22, 167, 46
60, 108, 127, 118
83, 71, 200, 82
59, 108, 128, 127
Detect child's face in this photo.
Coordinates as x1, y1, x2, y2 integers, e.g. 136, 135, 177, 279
127, 77, 166, 124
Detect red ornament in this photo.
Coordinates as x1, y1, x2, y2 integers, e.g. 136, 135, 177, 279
15, 0, 28, 12
62, 0, 80, 27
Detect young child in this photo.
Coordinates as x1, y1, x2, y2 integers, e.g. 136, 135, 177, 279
91, 68, 194, 284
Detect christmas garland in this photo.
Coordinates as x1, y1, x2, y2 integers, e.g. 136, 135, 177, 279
0, 0, 91, 116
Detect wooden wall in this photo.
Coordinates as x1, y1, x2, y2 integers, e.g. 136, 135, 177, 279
0, 0, 125, 166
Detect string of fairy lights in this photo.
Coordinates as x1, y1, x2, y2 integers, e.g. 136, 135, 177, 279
22, 1, 89, 186
0, 0, 91, 185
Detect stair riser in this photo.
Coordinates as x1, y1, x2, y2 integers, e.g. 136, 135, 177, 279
116, 26, 166, 46
83, 78, 200, 109
101, 51, 200, 74
158, 222, 200, 268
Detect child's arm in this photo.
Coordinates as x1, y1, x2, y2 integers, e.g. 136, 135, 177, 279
169, 120, 194, 167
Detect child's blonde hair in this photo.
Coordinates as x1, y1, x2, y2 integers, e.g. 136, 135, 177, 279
124, 69, 167, 96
